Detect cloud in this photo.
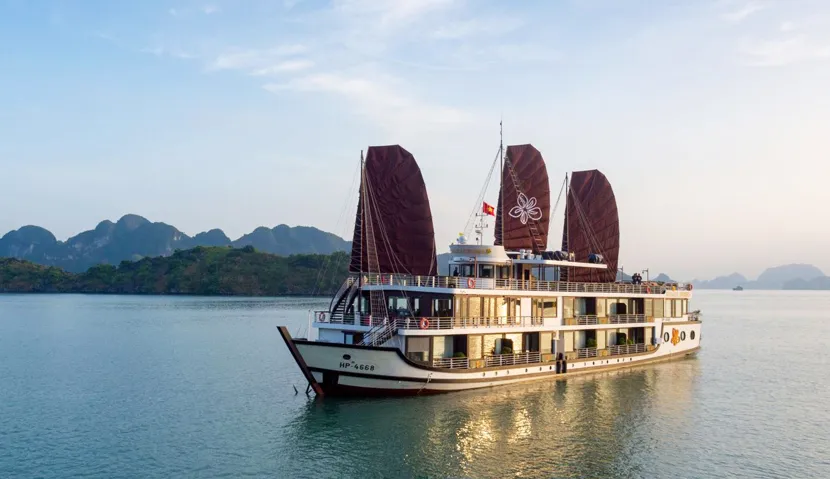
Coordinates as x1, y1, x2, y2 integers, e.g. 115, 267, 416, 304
251, 59, 315, 75
780, 21, 795, 32
202, 5, 220, 15
333, 0, 458, 27
721, 1, 766, 23
169, 8, 178, 16
263, 71, 474, 130
209, 45, 307, 71
142, 46, 196, 59
742, 34, 830, 66
430, 17, 524, 40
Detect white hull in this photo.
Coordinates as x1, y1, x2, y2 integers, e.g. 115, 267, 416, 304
293, 321, 701, 396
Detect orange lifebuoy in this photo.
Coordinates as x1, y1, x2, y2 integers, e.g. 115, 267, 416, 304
419, 317, 430, 330
646, 286, 651, 294
687, 284, 693, 291
467, 278, 476, 289
317, 311, 326, 321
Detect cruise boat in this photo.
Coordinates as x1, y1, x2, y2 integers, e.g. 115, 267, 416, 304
279, 142, 702, 397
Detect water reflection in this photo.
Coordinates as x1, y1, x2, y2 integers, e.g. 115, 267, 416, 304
282, 358, 700, 479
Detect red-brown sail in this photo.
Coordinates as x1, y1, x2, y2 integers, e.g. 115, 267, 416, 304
562, 170, 619, 283
348, 145, 437, 276
494, 144, 550, 253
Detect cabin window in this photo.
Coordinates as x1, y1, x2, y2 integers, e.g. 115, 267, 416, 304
532, 298, 558, 318
505, 333, 523, 352
459, 264, 474, 277
498, 266, 510, 279
406, 337, 430, 362
483, 297, 498, 319
434, 298, 453, 318
563, 297, 574, 319
468, 335, 483, 359
483, 335, 500, 356
432, 336, 452, 359
479, 264, 494, 278
523, 332, 540, 352
469, 297, 482, 319
653, 299, 664, 318
541, 332, 554, 354
387, 296, 411, 318
563, 331, 574, 352
610, 301, 628, 315
412, 298, 421, 316
596, 298, 607, 317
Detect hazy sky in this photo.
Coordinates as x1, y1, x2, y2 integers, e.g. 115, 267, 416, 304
1, 0, 829, 280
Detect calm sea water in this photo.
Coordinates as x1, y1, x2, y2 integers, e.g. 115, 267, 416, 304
1, 292, 828, 478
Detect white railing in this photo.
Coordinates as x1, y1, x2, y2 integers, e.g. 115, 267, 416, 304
358, 273, 686, 295
484, 351, 542, 367
576, 347, 598, 359
576, 315, 599, 325
609, 314, 646, 324
396, 316, 544, 330
607, 343, 647, 356
432, 357, 470, 369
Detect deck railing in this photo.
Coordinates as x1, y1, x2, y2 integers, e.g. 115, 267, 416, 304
484, 351, 542, 367
609, 314, 646, 324
358, 273, 687, 295
576, 315, 599, 325
576, 347, 599, 359
607, 343, 647, 356
432, 357, 470, 369
396, 316, 544, 330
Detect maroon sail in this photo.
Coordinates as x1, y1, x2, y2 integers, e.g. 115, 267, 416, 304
348, 145, 437, 276
494, 144, 550, 253
562, 170, 619, 283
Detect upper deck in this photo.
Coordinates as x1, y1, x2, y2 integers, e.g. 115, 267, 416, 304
357, 273, 693, 298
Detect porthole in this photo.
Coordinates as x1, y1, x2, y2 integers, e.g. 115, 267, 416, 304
549, 366, 552, 370
525, 369, 528, 373
663, 332, 670, 342
691, 331, 696, 340
681, 331, 686, 341
592, 362, 595, 365
342, 354, 351, 360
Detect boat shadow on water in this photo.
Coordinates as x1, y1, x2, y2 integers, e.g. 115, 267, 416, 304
279, 357, 701, 479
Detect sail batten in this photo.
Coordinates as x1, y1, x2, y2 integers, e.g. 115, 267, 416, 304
494, 144, 550, 253
562, 170, 619, 283
348, 145, 437, 276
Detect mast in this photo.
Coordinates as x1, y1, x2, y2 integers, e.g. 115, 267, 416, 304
499, 119, 504, 245
358, 150, 364, 313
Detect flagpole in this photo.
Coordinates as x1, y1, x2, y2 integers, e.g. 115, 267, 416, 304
499, 119, 504, 246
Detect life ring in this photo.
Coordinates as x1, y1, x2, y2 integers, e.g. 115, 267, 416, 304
419, 317, 430, 330
687, 284, 693, 291
317, 311, 325, 321
467, 278, 476, 289
646, 286, 651, 294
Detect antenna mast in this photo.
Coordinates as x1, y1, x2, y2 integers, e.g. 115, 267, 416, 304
499, 119, 504, 245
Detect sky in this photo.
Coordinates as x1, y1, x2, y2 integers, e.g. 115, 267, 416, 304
1, 0, 829, 281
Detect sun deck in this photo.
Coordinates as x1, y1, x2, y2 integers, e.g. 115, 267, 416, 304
354, 273, 692, 296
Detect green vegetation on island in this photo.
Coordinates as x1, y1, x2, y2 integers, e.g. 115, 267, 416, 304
0, 246, 349, 296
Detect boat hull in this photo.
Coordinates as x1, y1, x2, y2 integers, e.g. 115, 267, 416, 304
292, 321, 702, 396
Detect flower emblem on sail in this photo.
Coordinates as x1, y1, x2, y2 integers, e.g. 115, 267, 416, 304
508, 193, 543, 225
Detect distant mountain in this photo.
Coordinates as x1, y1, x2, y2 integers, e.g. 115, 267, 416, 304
693, 264, 825, 290
0, 215, 350, 272
783, 276, 830, 290
692, 273, 748, 290
232, 224, 347, 256
752, 264, 824, 289
652, 273, 675, 283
